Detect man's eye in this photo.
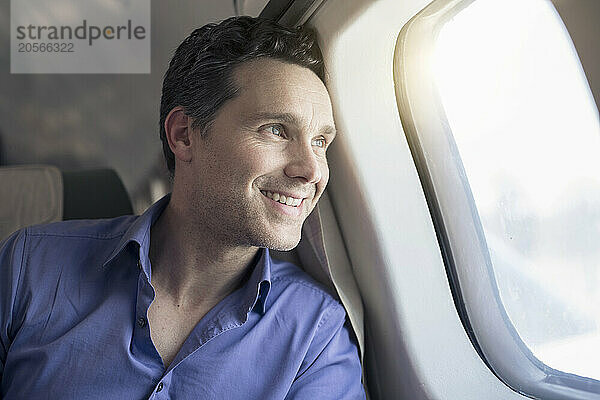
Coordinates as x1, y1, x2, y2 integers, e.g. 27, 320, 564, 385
312, 137, 327, 148
264, 125, 284, 137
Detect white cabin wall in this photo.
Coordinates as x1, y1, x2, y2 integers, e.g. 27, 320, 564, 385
551, 0, 600, 112
309, 0, 529, 398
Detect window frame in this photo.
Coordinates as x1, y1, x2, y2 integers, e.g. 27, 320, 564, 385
393, 0, 600, 398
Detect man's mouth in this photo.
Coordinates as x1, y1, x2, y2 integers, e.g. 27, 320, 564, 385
260, 190, 303, 207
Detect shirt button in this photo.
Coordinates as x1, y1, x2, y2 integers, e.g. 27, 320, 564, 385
156, 382, 164, 392
137, 317, 147, 328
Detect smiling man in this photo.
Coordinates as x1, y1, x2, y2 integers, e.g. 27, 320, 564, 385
0, 16, 365, 399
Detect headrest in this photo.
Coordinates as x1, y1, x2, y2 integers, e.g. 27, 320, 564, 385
0, 165, 63, 240
61, 169, 133, 220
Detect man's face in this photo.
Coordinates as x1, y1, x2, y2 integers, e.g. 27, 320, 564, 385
185, 58, 336, 251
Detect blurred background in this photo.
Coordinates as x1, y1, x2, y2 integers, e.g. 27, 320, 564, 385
0, 0, 268, 213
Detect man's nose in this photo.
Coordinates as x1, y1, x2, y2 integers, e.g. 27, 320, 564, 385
283, 143, 322, 184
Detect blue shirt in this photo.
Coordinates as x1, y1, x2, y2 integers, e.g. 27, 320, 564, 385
0, 196, 365, 399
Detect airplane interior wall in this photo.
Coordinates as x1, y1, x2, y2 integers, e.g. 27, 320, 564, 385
308, 0, 522, 398
551, 0, 600, 111
308, 0, 600, 398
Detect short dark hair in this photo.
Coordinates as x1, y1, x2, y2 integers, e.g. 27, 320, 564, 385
159, 16, 326, 176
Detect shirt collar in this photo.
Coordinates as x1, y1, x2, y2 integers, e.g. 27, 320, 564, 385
240, 248, 272, 315
102, 193, 171, 274
103, 193, 272, 315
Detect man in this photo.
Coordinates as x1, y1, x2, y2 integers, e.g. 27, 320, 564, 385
0, 16, 365, 399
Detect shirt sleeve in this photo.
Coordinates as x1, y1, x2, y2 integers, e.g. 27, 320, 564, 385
285, 302, 366, 400
0, 229, 27, 379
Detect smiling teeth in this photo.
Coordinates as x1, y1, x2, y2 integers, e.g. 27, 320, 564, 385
261, 190, 302, 207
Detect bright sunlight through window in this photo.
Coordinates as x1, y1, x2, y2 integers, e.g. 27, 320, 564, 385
434, 0, 600, 381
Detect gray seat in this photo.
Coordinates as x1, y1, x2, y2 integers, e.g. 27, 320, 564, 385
61, 168, 132, 220
0, 165, 132, 241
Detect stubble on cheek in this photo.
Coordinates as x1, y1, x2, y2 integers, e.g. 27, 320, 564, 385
243, 192, 306, 250
192, 182, 303, 250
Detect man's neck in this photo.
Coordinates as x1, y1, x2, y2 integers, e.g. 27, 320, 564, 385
148, 198, 259, 308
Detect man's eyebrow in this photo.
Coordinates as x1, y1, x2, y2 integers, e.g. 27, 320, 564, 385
244, 112, 337, 137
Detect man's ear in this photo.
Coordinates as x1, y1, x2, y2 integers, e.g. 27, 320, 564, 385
164, 106, 194, 164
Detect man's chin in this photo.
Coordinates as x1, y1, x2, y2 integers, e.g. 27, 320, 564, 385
265, 234, 301, 251
252, 228, 302, 251
267, 241, 300, 252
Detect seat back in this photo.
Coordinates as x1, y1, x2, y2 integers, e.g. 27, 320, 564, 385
62, 169, 133, 220
0, 165, 133, 241
0, 165, 63, 240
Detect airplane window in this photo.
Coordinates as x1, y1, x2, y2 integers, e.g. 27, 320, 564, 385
395, 0, 600, 397
434, 0, 600, 381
